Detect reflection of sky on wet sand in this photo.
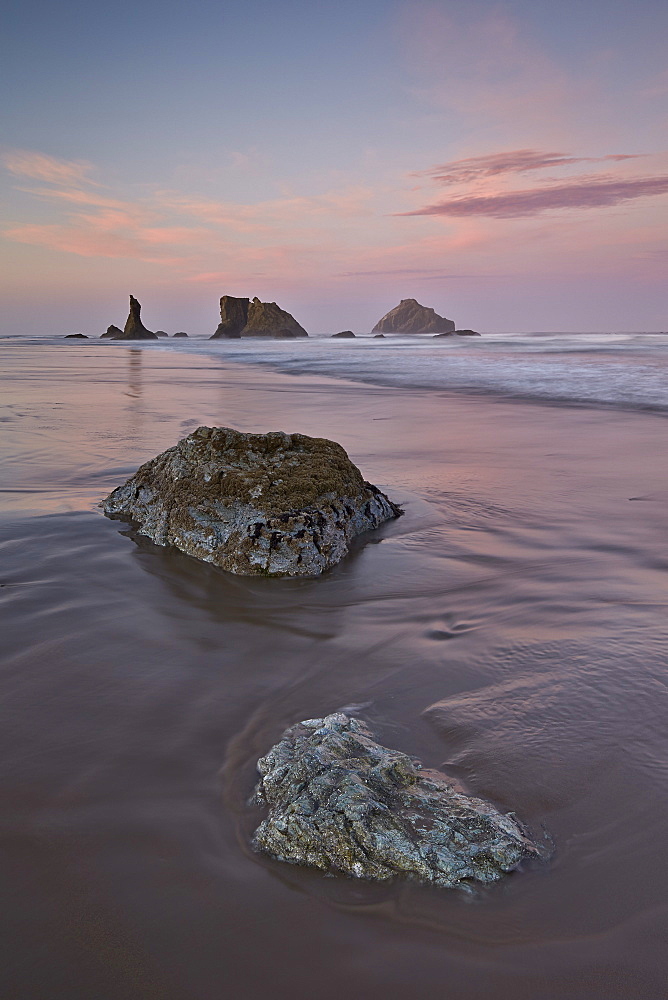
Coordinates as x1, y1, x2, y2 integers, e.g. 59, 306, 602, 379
2, 341, 668, 997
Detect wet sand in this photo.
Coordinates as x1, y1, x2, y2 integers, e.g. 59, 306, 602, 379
2, 342, 668, 999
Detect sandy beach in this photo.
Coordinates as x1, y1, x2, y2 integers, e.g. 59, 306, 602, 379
2, 340, 668, 999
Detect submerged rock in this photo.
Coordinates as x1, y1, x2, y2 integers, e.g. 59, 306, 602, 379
101, 324, 123, 339
242, 297, 308, 338
252, 713, 539, 887
101, 426, 401, 576
374, 333, 385, 338
373, 299, 455, 334
211, 295, 249, 339
332, 330, 356, 338
455, 329, 481, 337
114, 296, 157, 340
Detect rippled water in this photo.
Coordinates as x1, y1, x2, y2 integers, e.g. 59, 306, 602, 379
1, 341, 668, 998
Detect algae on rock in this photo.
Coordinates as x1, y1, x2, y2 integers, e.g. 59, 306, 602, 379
252, 713, 539, 888
101, 426, 401, 576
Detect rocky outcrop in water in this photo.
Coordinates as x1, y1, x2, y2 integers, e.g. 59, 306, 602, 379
155, 330, 168, 338
101, 426, 401, 576
64, 333, 88, 339
210, 295, 308, 339
252, 713, 539, 887
173, 331, 188, 338
101, 325, 123, 339
332, 331, 356, 338
211, 295, 250, 339
455, 329, 481, 337
242, 297, 308, 338
112, 296, 157, 340
373, 299, 455, 335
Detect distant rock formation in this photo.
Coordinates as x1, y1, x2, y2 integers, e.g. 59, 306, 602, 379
433, 332, 454, 339
101, 426, 401, 577
210, 295, 308, 339
118, 296, 157, 340
241, 297, 308, 338
454, 329, 481, 337
332, 330, 355, 338
374, 334, 385, 339
173, 331, 188, 338
373, 299, 455, 335
101, 325, 123, 339
64, 333, 88, 339
155, 330, 168, 338
211, 295, 250, 339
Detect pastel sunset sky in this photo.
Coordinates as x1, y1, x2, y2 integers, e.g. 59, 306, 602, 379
2, 0, 666, 334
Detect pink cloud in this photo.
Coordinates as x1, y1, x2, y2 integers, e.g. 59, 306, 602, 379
399, 175, 668, 219
414, 150, 642, 185
2, 149, 97, 187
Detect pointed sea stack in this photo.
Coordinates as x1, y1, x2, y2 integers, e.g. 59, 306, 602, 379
115, 296, 157, 340
373, 299, 455, 335
210, 295, 250, 339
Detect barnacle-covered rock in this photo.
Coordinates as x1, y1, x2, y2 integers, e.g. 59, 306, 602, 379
101, 426, 401, 576
252, 713, 539, 887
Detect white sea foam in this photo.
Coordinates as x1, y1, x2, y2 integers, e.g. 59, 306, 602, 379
162, 331, 668, 412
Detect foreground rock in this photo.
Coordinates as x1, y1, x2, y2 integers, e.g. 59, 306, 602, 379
252, 713, 539, 887
373, 298, 455, 334
210, 295, 308, 339
101, 426, 401, 576
101, 325, 123, 339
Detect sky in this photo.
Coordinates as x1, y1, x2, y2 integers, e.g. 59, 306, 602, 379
1, 0, 666, 334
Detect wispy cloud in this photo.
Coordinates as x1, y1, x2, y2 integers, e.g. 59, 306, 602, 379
414, 150, 642, 186
400, 174, 668, 219
2, 149, 97, 187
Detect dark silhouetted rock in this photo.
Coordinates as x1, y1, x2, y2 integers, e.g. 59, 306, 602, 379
211, 295, 250, 339
455, 329, 481, 336
155, 330, 168, 338
331, 330, 356, 338
374, 333, 385, 338
241, 297, 308, 338
101, 325, 123, 339
115, 296, 157, 340
373, 299, 455, 334
173, 331, 188, 338
433, 332, 454, 338
252, 713, 540, 887
102, 426, 401, 577
64, 333, 88, 339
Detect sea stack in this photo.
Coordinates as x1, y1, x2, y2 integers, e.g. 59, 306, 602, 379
252, 713, 540, 887
102, 426, 401, 577
117, 296, 157, 340
210, 295, 308, 339
373, 299, 455, 335
211, 295, 250, 339
241, 297, 308, 338
101, 325, 123, 339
